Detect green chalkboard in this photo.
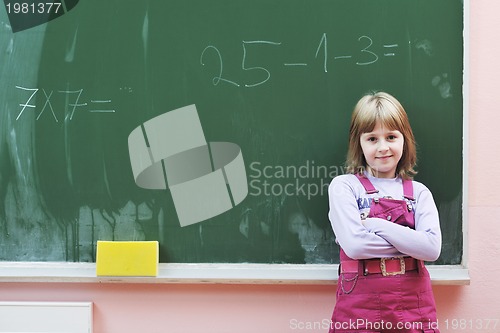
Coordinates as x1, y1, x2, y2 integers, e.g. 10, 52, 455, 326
0, 0, 463, 265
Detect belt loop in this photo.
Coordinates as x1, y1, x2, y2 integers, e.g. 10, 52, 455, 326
417, 259, 424, 275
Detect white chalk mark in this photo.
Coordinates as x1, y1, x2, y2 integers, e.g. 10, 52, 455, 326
315, 33, 328, 72
284, 63, 308, 66
415, 39, 433, 56
201, 45, 240, 87
431, 76, 440, 86
334, 55, 352, 59
242, 40, 281, 87
15, 86, 38, 121
59, 89, 86, 120
356, 35, 378, 66
142, 7, 149, 61
89, 100, 115, 113
383, 44, 398, 57
37, 89, 58, 122
432, 74, 452, 99
219, 78, 240, 87
242, 40, 282, 45
6, 38, 13, 54
65, 27, 78, 63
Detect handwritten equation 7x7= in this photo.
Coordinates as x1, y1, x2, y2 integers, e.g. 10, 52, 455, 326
14, 86, 117, 122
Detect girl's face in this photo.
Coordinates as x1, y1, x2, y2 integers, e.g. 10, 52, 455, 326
359, 122, 404, 178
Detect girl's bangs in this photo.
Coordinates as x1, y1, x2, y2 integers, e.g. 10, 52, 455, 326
358, 101, 402, 133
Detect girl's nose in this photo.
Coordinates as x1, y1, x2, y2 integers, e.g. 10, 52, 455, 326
377, 140, 389, 151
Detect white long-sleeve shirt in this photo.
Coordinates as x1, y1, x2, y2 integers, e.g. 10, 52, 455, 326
328, 173, 442, 261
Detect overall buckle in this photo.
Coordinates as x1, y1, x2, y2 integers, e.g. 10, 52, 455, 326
380, 257, 405, 276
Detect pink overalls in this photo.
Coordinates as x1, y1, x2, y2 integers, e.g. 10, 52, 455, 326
329, 174, 440, 333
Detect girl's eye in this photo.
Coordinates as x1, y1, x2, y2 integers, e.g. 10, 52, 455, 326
368, 137, 377, 142
387, 135, 396, 140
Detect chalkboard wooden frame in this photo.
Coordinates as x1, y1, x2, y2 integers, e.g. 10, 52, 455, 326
0, 0, 469, 284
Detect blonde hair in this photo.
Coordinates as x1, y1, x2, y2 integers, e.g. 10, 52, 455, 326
345, 91, 417, 179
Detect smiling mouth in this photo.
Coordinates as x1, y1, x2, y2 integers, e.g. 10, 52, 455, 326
376, 156, 392, 159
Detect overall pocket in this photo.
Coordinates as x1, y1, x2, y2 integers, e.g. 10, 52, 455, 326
369, 197, 414, 228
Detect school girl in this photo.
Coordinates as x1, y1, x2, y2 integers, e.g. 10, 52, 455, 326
328, 92, 441, 333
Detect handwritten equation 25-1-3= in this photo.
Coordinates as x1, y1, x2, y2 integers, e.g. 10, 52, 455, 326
200, 33, 403, 88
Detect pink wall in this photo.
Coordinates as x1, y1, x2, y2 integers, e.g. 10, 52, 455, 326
1, 1, 500, 332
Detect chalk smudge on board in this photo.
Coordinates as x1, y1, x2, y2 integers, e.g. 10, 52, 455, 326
432, 73, 452, 99
65, 27, 79, 63
415, 39, 433, 56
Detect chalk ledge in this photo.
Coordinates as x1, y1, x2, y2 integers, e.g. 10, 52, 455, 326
0, 262, 470, 285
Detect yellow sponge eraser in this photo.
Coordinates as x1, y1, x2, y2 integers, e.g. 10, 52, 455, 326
96, 241, 159, 277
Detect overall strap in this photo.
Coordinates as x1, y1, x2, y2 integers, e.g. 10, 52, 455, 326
354, 173, 378, 194
402, 179, 415, 201
355, 173, 415, 200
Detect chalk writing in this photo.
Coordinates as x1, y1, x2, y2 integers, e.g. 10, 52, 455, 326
356, 35, 378, 66
15, 86, 38, 120
242, 40, 282, 87
89, 100, 116, 113
315, 33, 328, 72
201, 33, 400, 87
38, 89, 57, 121
15, 86, 116, 121
200, 46, 240, 87
383, 44, 399, 57
59, 89, 86, 121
